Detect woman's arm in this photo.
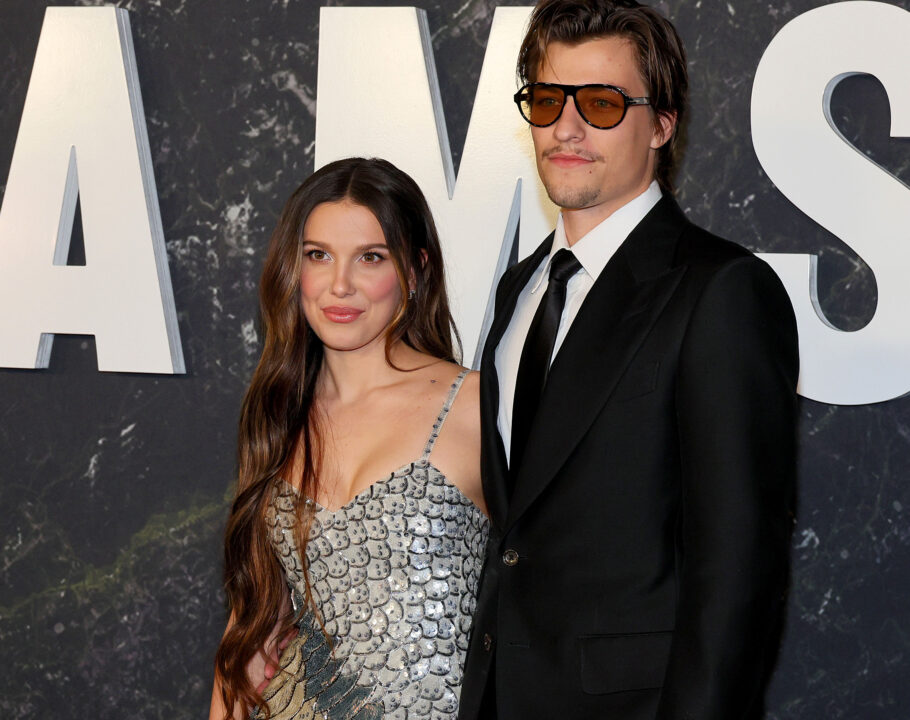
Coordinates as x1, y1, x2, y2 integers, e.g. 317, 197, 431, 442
431, 369, 485, 515
208, 600, 294, 720
208, 613, 246, 720
209, 672, 244, 720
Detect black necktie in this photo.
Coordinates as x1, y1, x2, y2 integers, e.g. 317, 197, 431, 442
509, 249, 582, 486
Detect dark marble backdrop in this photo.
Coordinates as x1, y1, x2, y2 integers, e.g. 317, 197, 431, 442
1, 0, 908, 717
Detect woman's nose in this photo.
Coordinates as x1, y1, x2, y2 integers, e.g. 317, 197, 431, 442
330, 261, 354, 297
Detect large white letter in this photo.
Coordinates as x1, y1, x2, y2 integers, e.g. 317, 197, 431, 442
316, 6, 553, 366
0, 7, 184, 373
752, 1, 910, 404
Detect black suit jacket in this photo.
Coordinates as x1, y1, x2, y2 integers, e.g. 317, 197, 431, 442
458, 196, 799, 720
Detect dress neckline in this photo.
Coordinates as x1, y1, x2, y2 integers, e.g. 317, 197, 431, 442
278, 369, 473, 514
277, 458, 485, 516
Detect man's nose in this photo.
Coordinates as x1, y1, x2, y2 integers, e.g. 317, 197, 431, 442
553, 96, 586, 143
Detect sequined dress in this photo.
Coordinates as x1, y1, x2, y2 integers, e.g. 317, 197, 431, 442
262, 370, 489, 720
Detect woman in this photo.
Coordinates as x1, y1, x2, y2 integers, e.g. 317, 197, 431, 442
210, 157, 488, 720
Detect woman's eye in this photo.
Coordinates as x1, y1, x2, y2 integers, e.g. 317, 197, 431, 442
306, 249, 329, 262
361, 252, 384, 264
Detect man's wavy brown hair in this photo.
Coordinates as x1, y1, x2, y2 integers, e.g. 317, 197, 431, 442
517, 0, 689, 192
213, 157, 459, 718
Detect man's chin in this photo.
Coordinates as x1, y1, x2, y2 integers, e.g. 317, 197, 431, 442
544, 184, 601, 211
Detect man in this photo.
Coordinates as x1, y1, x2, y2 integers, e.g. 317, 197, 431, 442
458, 2, 799, 719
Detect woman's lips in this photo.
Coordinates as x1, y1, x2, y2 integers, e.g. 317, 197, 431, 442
322, 306, 364, 323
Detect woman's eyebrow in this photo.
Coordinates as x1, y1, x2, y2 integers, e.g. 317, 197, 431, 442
300, 239, 389, 252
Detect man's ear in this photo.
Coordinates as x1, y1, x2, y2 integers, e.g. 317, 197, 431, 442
651, 110, 676, 150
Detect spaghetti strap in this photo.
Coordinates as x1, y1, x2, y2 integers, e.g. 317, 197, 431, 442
420, 368, 470, 462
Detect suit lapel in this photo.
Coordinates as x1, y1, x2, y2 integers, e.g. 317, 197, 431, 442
479, 235, 553, 530
503, 197, 691, 533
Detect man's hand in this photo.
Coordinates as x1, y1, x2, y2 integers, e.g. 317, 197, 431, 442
250, 626, 297, 694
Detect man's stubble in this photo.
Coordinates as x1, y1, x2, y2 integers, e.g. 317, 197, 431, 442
540, 174, 605, 212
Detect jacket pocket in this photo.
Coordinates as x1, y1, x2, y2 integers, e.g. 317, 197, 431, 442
578, 630, 673, 695
610, 360, 660, 402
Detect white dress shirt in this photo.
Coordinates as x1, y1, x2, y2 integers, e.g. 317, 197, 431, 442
495, 181, 662, 465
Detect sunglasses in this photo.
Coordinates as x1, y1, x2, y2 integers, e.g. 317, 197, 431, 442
514, 82, 650, 130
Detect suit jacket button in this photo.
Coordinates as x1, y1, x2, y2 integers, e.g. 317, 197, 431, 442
482, 633, 493, 652
502, 549, 519, 566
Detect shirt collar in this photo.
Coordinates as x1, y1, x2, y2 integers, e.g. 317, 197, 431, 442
531, 180, 663, 293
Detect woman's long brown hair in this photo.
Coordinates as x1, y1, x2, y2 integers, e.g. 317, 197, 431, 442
214, 157, 459, 718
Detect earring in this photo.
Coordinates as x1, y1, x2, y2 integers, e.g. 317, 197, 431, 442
408, 289, 416, 300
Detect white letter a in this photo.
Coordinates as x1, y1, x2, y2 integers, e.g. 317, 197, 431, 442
0, 7, 184, 373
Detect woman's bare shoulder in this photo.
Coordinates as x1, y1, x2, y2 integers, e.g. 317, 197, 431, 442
454, 367, 479, 410
425, 361, 479, 412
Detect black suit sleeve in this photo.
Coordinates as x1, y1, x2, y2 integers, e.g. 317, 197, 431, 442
656, 256, 799, 719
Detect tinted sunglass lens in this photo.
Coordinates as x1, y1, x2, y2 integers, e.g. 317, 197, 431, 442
521, 85, 565, 126
576, 86, 625, 128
